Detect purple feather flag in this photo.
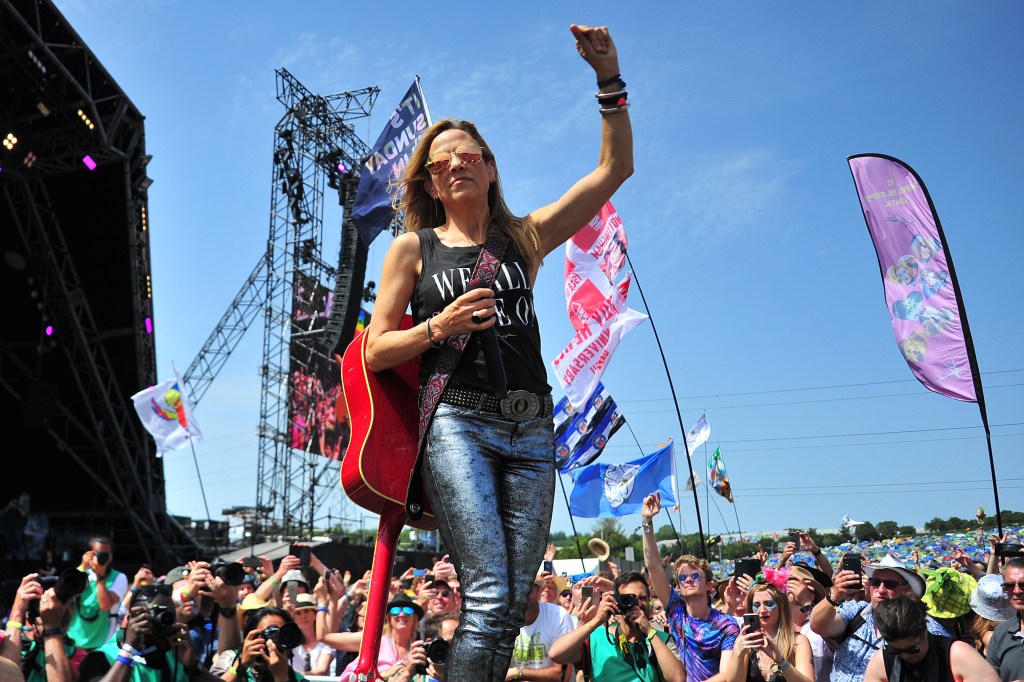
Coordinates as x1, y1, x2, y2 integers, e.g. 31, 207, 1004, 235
848, 154, 978, 402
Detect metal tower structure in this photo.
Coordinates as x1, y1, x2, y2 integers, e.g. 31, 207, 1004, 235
183, 68, 377, 540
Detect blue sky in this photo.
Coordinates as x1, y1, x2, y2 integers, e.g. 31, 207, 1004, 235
57, 1, 1023, 541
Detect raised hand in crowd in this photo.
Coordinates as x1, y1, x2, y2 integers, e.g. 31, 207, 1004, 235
431, 554, 456, 581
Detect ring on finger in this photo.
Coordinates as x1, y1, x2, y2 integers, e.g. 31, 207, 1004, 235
471, 312, 483, 324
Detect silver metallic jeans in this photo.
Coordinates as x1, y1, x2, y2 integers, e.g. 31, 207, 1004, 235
422, 402, 555, 682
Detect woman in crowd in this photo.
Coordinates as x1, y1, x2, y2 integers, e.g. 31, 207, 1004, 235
968, 574, 1016, 657
725, 582, 814, 682
362, 23, 632, 682
331, 594, 424, 680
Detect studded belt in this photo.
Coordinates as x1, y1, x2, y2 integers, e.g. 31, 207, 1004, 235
439, 386, 553, 422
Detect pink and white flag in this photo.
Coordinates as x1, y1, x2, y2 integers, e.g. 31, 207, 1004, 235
564, 201, 629, 332
553, 274, 647, 411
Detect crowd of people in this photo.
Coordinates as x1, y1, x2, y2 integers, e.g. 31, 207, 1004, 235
2, 504, 1022, 682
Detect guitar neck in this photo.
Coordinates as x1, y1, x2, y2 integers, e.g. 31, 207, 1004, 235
350, 504, 407, 680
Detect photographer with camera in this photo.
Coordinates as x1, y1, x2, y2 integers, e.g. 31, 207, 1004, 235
549, 572, 685, 682
67, 536, 128, 652
78, 584, 221, 682
387, 611, 459, 682
218, 607, 304, 682
166, 561, 243, 672
1, 571, 86, 682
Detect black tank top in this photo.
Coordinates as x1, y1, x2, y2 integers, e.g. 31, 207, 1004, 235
882, 634, 956, 682
412, 228, 550, 394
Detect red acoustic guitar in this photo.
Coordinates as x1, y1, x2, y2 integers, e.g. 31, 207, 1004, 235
337, 313, 436, 681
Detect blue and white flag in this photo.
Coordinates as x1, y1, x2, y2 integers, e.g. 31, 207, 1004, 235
351, 78, 431, 247
685, 411, 710, 455
568, 441, 676, 518
553, 382, 625, 474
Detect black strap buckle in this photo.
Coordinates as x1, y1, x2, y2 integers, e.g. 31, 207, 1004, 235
499, 390, 542, 422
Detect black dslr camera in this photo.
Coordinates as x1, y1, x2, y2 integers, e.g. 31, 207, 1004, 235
257, 623, 303, 650
26, 568, 88, 619
414, 638, 450, 674
134, 585, 176, 636
210, 558, 246, 586
614, 593, 639, 611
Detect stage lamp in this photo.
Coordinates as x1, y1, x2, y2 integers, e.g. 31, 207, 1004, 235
82, 155, 97, 170
145, 317, 153, 334
23, 152, 37, 168
77, 109, 95, 130
3, 133, 17, 150
337, 160, 349, 174
45, 325, 53, 336
36, 102, 50, 116
27, 49, 47, 74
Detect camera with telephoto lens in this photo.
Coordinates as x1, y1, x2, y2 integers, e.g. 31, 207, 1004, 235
615, 593, 639, 611
257, 623, 303, 650
210, 558, 246, 586
414, 638, 450, 674
26, 568, 89, 619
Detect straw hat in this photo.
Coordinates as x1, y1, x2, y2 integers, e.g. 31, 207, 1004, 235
969, 574, 1015, 622
588, 538, 610, 561
241, 593, 274, 611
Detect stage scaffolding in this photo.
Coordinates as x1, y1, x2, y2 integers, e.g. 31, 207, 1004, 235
184, 69, 377, 540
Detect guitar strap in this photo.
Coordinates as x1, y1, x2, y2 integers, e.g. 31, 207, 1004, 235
406, 231, 509, 521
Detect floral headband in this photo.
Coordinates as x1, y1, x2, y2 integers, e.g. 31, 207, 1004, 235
753, 566, 790, 593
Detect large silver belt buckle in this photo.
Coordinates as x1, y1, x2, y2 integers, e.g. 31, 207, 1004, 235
500, 390, 541, 422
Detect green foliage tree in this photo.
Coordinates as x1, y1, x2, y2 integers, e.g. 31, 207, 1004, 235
898, 525, 917, 536
875, 520, 899, 540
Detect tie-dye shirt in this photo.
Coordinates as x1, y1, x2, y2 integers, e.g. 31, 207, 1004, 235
666, 591, 739, 682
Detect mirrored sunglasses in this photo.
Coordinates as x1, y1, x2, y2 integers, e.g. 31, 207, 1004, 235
678, 571, 703, 584
389, 606, 415, 617
425, 143, 483, 175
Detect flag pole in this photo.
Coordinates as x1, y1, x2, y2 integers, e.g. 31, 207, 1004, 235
557, 473, 590, 572
920, 179, 1002, 535
626, 252, 707, 557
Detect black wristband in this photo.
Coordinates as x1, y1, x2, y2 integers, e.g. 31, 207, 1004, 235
42, 628, 64, 638
219, 604, 238, 618
597, 73, 622, 88
826, 593, 842, 607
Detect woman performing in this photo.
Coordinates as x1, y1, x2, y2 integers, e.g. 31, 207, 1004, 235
363, 23, 632, 682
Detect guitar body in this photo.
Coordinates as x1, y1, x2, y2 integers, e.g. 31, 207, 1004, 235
338, 315, 438, 680
339, 313, 435, 530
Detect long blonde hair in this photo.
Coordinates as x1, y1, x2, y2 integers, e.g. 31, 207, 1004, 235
395, 118, 542, 275
745, 584, 797, 664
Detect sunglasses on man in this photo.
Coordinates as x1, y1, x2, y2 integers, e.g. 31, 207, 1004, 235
868, 578, 907, 590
